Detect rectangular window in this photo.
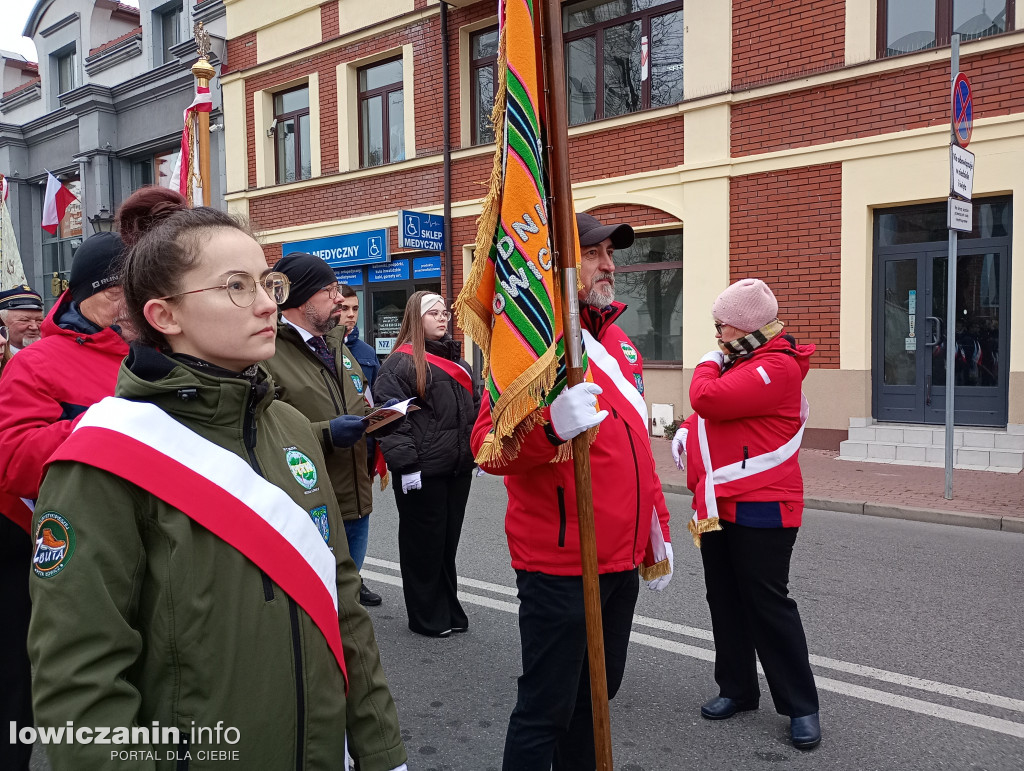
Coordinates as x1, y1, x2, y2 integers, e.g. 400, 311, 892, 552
160, 4, 183, 64
56, 49, 76, 94
563, 0, 683, 126
470, 27, 499, 145
359, 58, 405, 168
878, 0, 1014, 57
132, 149, 180, 191
612, 229, 683, 363
274, 86, 311, 184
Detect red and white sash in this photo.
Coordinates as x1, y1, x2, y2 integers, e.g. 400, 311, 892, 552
46, 397, 348, 686
394, 344, 473, 393
689, 394, 809, 543
0, 491, 34, 534
583, 331, 668, 573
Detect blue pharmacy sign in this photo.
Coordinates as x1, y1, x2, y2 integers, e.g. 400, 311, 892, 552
398, 210, 446, 252
282, 229, 389, 268
413, 255, 442, 279
369, 260, 410, 283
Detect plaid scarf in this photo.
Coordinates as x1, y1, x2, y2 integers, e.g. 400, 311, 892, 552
719, 319, 785, 367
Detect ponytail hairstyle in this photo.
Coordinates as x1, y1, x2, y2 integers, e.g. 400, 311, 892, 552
391, 290, 437, 399
116, 186, 256, 348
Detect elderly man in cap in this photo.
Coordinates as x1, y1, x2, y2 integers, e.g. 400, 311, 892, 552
263, 252, 393, 607
0, 232, 129, 771
471, 211, 673, 770
0, 285, 44, 352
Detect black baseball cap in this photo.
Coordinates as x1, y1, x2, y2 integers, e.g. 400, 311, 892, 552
575, 212, 634, 249
69, 232, 125, 304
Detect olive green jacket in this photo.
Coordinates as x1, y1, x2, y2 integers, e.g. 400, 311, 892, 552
28, 348, 406, 771
262, 321, 373, 521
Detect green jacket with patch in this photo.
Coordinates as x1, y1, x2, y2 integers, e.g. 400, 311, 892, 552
262, 321, 373, 522
28, 346, 406, 771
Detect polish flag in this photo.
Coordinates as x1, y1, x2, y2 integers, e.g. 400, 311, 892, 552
41, 171, 77, 234
173, 84, 213, 205
1, 175, 8, 201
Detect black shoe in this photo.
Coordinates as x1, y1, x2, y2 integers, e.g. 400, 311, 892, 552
790, 713, 821, 749
700, 696, 759, 720
451, 626, 468, 633
411, 627, 451, 638
359, 581, 382, 607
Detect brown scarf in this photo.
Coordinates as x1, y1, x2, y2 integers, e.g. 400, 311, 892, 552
718, 319, 785, 367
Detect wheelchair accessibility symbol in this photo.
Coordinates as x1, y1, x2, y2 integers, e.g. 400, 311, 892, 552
368, 236, 383, 258
405, 220, 419, 237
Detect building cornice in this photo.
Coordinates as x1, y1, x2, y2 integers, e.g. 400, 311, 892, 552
0, 82, 43, 113
39, 12, 80, 38
193, 0, 226, 25
85, 34, 143, 76
58, 82, 117, 115
112, 71, 195, 112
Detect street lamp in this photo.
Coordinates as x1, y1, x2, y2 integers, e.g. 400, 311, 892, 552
88, 205, 116, 234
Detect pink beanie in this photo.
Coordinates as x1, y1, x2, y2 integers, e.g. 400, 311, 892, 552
712, 279, 778, 333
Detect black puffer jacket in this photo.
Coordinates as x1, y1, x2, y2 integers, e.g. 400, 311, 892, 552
374, 336, 479, 478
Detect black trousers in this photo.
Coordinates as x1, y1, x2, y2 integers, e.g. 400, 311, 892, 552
394, 473, 471, 636
503, 569, 639, 771
0, 515, 34, 770
700, 520, 819, 718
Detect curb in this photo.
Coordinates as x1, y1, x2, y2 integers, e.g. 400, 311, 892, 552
661, 483, 1023, 533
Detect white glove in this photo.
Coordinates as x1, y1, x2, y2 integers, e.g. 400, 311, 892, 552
401, 471, 422, 494
671, 427, 689, 470
699, 349, 724, 368
646, 542, 674, 592
549, 382, 608, 441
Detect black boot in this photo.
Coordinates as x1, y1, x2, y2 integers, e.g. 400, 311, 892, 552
359, 580, 382, 607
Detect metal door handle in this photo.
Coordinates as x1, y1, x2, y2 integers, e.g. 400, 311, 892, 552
926, 316, 942, 346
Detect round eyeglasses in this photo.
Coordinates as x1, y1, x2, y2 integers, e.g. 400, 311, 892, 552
318, 283, 342, 300
425, 309, 451, 321
160, 271, 291, 308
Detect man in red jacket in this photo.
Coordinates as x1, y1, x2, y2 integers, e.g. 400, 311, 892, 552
0, 232, 129, 770
472, 212, 672, 771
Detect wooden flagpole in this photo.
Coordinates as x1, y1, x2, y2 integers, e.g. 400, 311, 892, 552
538, 1, 613, 768
191, 23, 215, 207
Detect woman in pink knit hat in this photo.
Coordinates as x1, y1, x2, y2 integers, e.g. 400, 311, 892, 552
671, 278, 821, 749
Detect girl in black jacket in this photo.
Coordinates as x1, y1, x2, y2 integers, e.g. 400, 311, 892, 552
374, 291, 479, 637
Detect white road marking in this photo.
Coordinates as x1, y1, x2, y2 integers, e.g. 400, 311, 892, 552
362, 560, 1024, 734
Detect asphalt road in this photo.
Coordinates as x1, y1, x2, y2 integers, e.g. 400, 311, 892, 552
361, 473, 1024, 771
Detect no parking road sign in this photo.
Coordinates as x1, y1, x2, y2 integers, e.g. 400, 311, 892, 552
952, 72, 973, 147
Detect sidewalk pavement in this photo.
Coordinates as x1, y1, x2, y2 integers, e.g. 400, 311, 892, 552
650, 435, 1024, 533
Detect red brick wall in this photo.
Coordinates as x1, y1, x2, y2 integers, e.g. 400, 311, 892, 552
321, 2, 339, 40
733, 0, 845, 89
570, 115, 683, 180
586, 204, 679, 228
733, 44, 1024, 156
225, 32, 257, 74
730, 164, 841, 368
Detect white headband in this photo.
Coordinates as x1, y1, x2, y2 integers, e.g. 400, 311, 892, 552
420, 293, 445, 316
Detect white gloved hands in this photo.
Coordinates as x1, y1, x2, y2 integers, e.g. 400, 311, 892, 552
646, 542, 674, 592
549, 382, 608, 441
670, 427, 689, 470
401, 471, 422, 494
699, 349, 725, 369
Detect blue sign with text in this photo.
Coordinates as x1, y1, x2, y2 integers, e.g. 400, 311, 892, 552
398, 210, 446, 252
333, 268, 363, 287
413, 255, 442, 279
369, 260, 410, 283
282, 229, 389, 268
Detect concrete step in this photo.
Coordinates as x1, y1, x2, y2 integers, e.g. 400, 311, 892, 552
845, 422, 1024, 452
838, 439, 1024, 473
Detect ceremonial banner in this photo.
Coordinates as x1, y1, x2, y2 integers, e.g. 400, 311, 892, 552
0, 185, 28, 290
172, 84, 213, 206
455, 0, 591, 465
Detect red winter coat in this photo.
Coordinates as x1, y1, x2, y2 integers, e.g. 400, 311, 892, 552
0, 292, 128, 500
471, 304, 671, 576
684, 334, 814, 528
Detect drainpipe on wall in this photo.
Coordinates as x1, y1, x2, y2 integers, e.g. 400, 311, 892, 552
441, 1, 454, 308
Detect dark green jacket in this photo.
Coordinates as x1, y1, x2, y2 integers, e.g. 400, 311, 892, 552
28, 347, 406, 771
262, 321, 373, 521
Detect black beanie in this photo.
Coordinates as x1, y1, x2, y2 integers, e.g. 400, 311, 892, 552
274, 252, 337, 310
69, 232, 125, 304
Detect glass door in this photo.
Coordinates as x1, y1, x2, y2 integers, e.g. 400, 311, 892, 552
875, 252, 927, 422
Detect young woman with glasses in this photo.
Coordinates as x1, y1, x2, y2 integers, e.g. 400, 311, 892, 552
373, 291, 479, 638
26, 186, 408, 770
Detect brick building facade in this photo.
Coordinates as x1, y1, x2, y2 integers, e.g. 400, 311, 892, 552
221, 0, 1024, 465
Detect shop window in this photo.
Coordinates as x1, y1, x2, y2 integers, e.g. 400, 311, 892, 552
131, 149, 180, 190
358, 58, 405, 168
612, 229, 682, 363
273, 86, 312, 184
563, 0, 683, 126
41, 177, 83, 312
470, 26, 499, 145
158, 3, 184, 65
877, 0, 1014, 57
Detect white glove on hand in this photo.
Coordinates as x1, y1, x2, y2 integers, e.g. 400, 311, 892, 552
671, 427, 689, 470
699, 349, 725, 369
549, 382, 608, 441
401, 471, 422, 494
646, 542, 674, 592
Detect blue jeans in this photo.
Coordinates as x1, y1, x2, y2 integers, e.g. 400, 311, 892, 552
343, 515, 370, 571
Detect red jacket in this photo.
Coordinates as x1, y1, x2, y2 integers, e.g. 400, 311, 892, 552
0, 292, 128, 500
471, 304, 671, 576
685, 334, 814, 527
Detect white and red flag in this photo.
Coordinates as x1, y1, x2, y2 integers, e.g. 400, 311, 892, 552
41, 171, 77, 234
171, 84, 213, 205
1, 175, 9, 201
